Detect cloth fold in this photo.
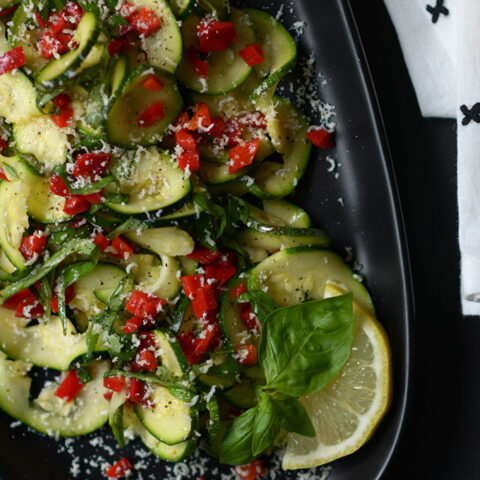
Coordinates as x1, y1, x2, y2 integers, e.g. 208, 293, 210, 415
383, 0, 480, 315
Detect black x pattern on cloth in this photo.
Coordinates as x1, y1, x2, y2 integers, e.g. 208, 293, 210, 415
426, 0, 449, 23
460, 104, 480, 126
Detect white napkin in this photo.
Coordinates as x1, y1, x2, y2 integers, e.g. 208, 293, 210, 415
383, 0, 480, 315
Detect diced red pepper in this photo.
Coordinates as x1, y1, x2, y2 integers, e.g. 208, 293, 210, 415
118, 24, 134, 36
141, 75, 164, 92
126, 290, 166, 320
233, 460, 266, 480
208, 116, 226, 138
240, 303, 260, 332
104, 376, 126, 393
71, 217, 87, 229
52, 93, 71, 110
108, 38, 123, 56
0, 138, 7, 152
111, 236, 134, 259
174, 111, 190, 129
119, 2, 136, 19
137, 101, 164, 128
180, 274, 205, 300
19, 231, 47, 261
223, 118, 242, 147
50, 284, 75, 314
51, 106, 74, 128
122, 315, 143, 334
177, 150, 200, 172
15, 295, 44, 319
191, 286, 217, 319
93, 233, 110, 252
84, 192, 102, 204
175, 129, 197, 151
187, 47, 209, 78
73, 152, 112, 180
131, 348, 158, 372
50, 174, 70, 197
127, 378, 146, 404
57, 33, 75, 50
3, 289, 34, 311
232, 284, 248, 301
187, 247, 222, 264
0, 167, 8, 181
235, 344, 258, 366
197, 19, 238, 53
129, 7, 160, 37
307, 128, 334, 149
54, 370, 83, 402
177, 322, 220, 366
0, 5, 18, 17
59, 2, 84, 29
106, 457, 133, 479
189, 103, 212, 131
216, 250, 237, 267
239, 43, 264, 66
38, 31, 66, 59
104, 390, 113, 401
0, 46, 25, 75
63, 194, 90, 215
228, 138, 260, 174
205, 263, 236, 291
48, 13, 68, 35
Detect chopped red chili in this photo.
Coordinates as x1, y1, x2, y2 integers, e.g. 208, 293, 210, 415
137, 101, 164, 127
239, 43, 265, 66
54, 370, 83, 402
307, 128, 334, 149
228, 138, 260, 173
0, 46, 25, 75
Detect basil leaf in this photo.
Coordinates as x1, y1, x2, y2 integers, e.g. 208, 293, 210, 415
219, 407, 257, 465
252, 391, 279, 457
206, 356, 243, 378
260, 294, 354, 397
237, 290, 280, 323
107, 217, 148, 240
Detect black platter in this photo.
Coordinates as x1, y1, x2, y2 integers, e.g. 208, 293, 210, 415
0, 1, 413, 478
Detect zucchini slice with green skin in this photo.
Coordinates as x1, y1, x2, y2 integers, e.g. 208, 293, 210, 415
152, 329, 189, 375
140, 426, 197, 462
0, 0, 20, 9
130, 0, 182, 73
125, 227, 194, 257
169, 0, 194, 19
176, 9, 255, 95
198, 0, 230, 18
0, 354, 110, 436
110, 55, 131, 95
35, 12, 101, 90
199, 160, 251, 185
104, 148, 191, 214
248, 246, 375, 314
135, 385, 196, 445
0, 308, 106, 370
153, 202, 197, 226
245, 96, 311, 198
262, 199, 311, 228
104, 66, 183, 148
8, 3, 48, 73
0, 180, 29, 271
245, 9, 297, 100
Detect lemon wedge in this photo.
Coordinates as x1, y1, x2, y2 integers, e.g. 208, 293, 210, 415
282, 283, 392, 469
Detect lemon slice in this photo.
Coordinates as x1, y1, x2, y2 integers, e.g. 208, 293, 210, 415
282, 283, 392, 469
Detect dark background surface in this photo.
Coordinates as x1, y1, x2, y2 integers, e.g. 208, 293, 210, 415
349, 1, 479, 479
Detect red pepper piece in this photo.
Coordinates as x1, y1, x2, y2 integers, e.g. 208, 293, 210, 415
239, 43, 264, 66
84, 192, 102, 204
205, 263, 236, 291
0, 167, 8, 181
127, 378, 146, 404
0, 46, 25, 75
54, 370, 83, 402
59, 2, 84, 29
189, 103, 212, 131
111, 236, 134, 260
175, 129, 197, 151
50, 284, 75, 314
15, 295, 44, 319
52, 93, 71, 110
141, 75, 164, 92
187, 247, 222, 264
19, 231, 47, 261
106, 458, 133, 479
119, 2, 136, 19
235, 344, 257, 366
137, 101, 164, 127
174, 111, 190, 129
216, 250, 237, 267
177, 323, 220, 366
108, 38, 123, 56
0, 138, 7, 152
3, 289, 33, 311
208, 116, 226, 138
51, 106, 74, 128
0, 5, 18, 17
63, 194, 90, 215
103, 376, 126, 392
48, 12, 68, 35
104, 391, 113, 401
240, 303, 260, 331
71, 217, 87, 229
197, 19, 238, 53
93, 233, 110, 252
191, 285, 217, 319
228, 138, 260, 174
232, 283, 247, 300
180, 274, 205, 300
177, 150, 200, 172
73, 151, 112, 180
122, 315, 143, 334
50, 174, 70, 196
223, 118, 242, 147
307, 128, 334, 149
233, 459, 266, 480
131, 348, 158, 372
187, 47, 209, 78
126, 290, 165, 320
129, 7, 160, 37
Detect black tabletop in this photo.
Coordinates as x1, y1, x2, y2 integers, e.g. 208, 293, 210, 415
349, 1, 477, 479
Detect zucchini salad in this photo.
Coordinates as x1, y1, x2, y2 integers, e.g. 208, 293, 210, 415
0, 0, 392, 478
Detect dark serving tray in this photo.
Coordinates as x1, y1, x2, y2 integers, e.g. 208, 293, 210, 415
0, 1, 413, 478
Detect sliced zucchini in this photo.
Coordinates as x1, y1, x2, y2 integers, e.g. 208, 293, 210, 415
246, 96, 311, 198
248, 246, 374, 314
0, 180, 29, 271
198, 0, 230, 18
110, 55, 131, 95
0, 307, 105, 370
128, 253, 181, 300
139, 426, 196, 462
176, 9, 255, 95
199, 160, 250, 185
245, 9, 296, 99
152, 329, 189, 376
131, 0, 182, 73
262, 199, 311, 228
0, 0, 20, 9
35, 12, 101, 90
104, 66, 183, 148
135, 385, 194, 445
0, 354, 109, 436
198, 373, 236, 391
169, 0, 193, 18
125, 227, 194, 257
154, 202, 197, 226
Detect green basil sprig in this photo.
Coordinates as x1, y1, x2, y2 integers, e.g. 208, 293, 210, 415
237, 290, 280, 323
